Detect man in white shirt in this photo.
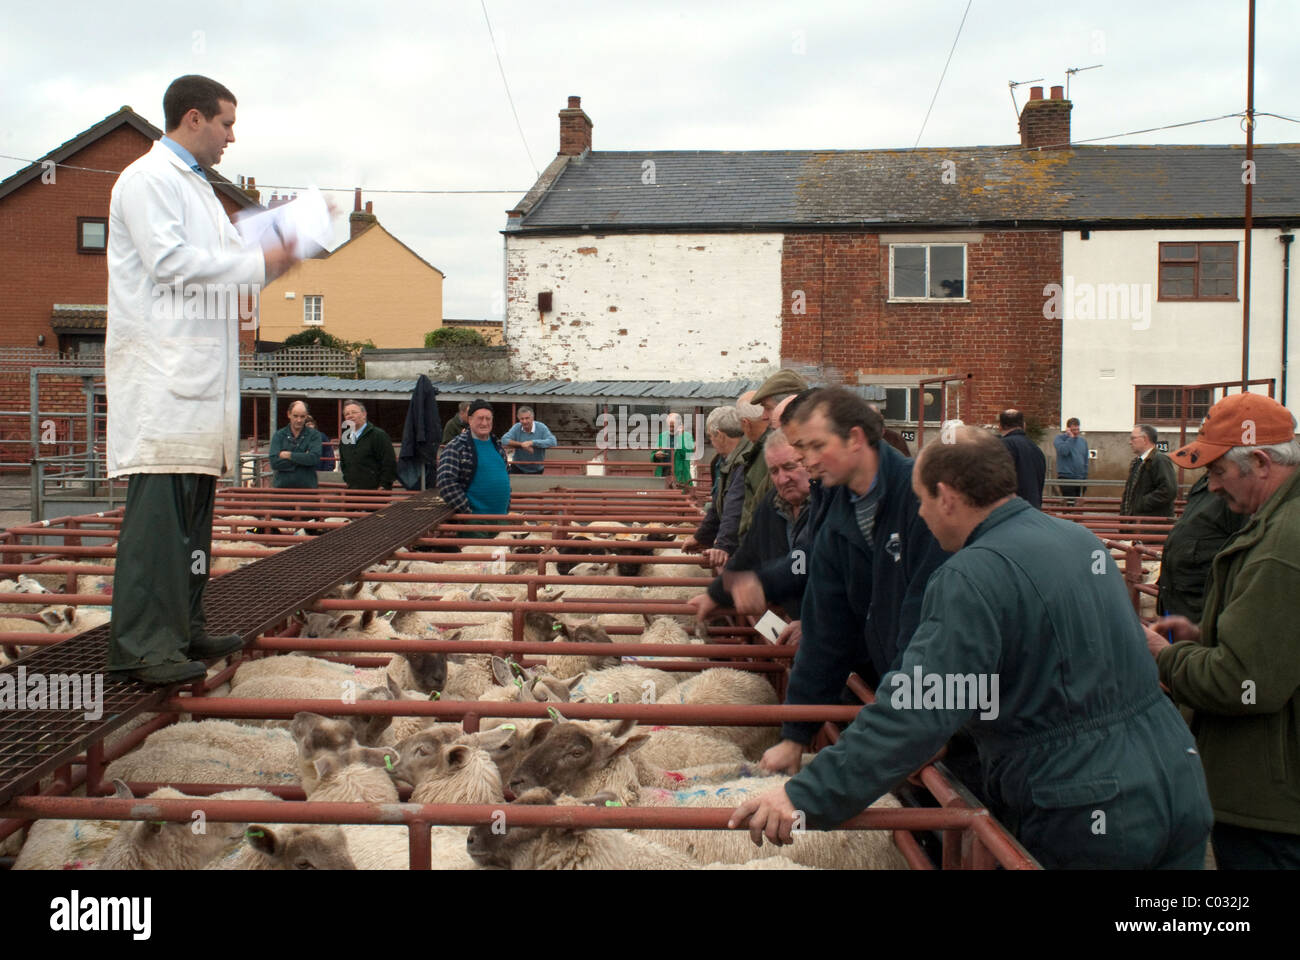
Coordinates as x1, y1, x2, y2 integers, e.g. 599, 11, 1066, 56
106, 75, 297, 684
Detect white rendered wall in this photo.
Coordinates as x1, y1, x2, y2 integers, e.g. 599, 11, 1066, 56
505, 233, 784, 381
1060, 228, 1297, 433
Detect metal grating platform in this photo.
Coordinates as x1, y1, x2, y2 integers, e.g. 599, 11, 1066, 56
0, 491, 455, 805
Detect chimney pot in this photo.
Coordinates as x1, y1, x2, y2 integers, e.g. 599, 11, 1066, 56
365, 201, 373, 214
1050, 85, 1064, 100
558, 95, 593, 156
1029, 86, 1044, 101
354, 187, 362, 212
568, 96, 581, 108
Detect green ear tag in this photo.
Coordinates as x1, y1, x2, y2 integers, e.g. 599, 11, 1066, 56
510, 661, 526, 676
604, 800, 623, 807
430, 691, 441, 701
245, 828, 265, 839
546, 707, 560, 721
384, 755, 393, 771
501, 724, 516, 731
606, 694, 614, 703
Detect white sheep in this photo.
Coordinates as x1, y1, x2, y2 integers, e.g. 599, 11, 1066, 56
206, 822, 356, 870
673, 667, 782, 761
102, 719, 302, 789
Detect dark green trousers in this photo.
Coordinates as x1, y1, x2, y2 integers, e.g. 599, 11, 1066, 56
107, 473, 215, 671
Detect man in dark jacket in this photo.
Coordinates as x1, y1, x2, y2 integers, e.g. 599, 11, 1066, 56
998, 409, 1045, 508
441, 401, 470, 445
436, 399, 510, 519
758, 388, 950, 775
1121, 424, 1177, 517
339, 399, 396, 490
684, 406, 748, 566
1155, 472, 1246, 621
731, 425, 1214, 868
689, 431, 813, 622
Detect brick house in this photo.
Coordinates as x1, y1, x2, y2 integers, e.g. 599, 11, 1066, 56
504, 92, 1299, 464
0, 106, 261, 467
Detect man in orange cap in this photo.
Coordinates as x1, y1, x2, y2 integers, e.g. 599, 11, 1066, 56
1147, 391, 1300, 868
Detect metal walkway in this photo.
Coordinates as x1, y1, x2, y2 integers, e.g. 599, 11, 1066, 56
0, 491, 455, 805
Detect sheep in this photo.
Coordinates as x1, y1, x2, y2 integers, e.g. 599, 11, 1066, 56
476, 656, 585, 704
636, 771, 908, 869
306, 746, 400, 804
0, 575, 54, 614
535, 616, 622, 679
92, 782, 268, 870
506, 716, 648, 806
673, 667, 782, 761
466, 788, 811, 870
102, 719, 301, 789
568, 664, 682, 706
634, 727, 747, 774
207, 823, 357, 870
290, 711, 388, 795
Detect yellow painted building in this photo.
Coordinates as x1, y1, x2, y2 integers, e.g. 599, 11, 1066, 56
258, 208, 445, 348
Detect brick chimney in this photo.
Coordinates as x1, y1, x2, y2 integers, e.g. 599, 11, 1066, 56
349, 187, 377, 239
558, 95, 593, 156
1018, 85, 1072, 150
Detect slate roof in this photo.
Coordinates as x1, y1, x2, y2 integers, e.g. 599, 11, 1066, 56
511, 145, 1300, 231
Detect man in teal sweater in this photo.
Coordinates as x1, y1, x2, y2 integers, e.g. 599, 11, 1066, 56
268, 400, 322, 488
436, 400, 510, 531
731, 425, 1213, 869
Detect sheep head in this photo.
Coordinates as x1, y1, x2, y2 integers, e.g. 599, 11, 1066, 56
507, 717, 649, 799
244, 823, 357, 870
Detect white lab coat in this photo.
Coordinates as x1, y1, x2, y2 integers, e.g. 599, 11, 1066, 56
105, 140, 265, 477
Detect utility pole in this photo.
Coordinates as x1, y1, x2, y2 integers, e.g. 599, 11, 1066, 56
1242, 0, 1256, 389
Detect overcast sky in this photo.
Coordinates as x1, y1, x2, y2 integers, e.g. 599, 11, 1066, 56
3, 1, 1296, 322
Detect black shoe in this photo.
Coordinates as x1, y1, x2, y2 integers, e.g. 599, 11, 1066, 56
123, 659, 207, 686
188, 633, 246, 659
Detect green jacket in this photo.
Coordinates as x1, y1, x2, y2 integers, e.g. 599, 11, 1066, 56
786, 499, 1213, 868
1157, 466, 1300, 836
739, 428, 773, 537
1156, 474, 1247, 621
1121, 449, 1178, 517
268, 425, 321, 488
442, 415, 467, 445
339, 423, 397, 490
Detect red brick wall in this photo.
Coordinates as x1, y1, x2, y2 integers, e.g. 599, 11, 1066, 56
781, 230, 1062, 428
0, 369, 98, 468
0, 122, 257, 356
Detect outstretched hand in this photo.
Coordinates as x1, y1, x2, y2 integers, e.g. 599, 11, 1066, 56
729, 785, 799, 847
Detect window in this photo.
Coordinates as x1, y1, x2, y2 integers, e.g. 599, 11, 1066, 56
78, 217, 107, 254
889, 244, 966, 300
303, 295, 323, 325
1158, 242, 1237, 300
880, 387, 942, 424
1136, 385, 1212, 425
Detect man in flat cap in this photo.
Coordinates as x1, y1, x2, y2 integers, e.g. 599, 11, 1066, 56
1148, 392, 1300, 868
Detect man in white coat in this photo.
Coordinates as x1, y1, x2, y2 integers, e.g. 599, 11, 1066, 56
106, 75, 297, 684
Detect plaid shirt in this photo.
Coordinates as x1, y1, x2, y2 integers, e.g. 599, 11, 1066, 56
437, 430, 507, 513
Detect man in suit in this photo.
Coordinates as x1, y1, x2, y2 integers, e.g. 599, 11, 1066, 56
1121, 423, 1177, 518
998, 409, 1046, 509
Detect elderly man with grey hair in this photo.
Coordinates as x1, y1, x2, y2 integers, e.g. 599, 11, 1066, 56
1147, 393, 1300, 868
736, 389, 774, 538
684, 405, 749, 568
1121, 422, 1177, 518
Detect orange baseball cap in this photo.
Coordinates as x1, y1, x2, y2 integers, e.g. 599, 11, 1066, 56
1171, 393, 1296, 468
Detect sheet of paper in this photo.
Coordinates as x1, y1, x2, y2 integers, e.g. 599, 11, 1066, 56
753, 610, 789, 644
235, 185, 334, 259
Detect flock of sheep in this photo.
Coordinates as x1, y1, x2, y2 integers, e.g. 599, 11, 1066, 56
0, 514, 908, 870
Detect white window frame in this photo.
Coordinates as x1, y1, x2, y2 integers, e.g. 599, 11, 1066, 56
888, 243, 969, 302
303, 295, 324, 326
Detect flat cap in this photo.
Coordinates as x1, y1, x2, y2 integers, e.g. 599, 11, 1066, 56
751, 370, 810, 405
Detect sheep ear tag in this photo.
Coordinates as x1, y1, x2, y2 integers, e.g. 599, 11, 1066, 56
384, 754, 394, 772
546, 707, 562, 722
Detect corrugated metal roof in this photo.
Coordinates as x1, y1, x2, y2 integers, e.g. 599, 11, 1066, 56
238, 374, 888, 403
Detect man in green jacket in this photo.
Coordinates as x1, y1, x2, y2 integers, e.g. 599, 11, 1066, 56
339, 399, 396, 490
268, 400, 322, 488
442, 401, 470, 445
736, 390, 774, 537
1150, 392, 1300, 868
652, 412, 695, 486
731, 425, 1213, 868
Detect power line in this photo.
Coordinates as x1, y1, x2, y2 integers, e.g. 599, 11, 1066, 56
480, 0, 538, 179
913, 0, 974, 149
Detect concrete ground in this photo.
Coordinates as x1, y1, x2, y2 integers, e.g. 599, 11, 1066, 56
0, 470, 32, 532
